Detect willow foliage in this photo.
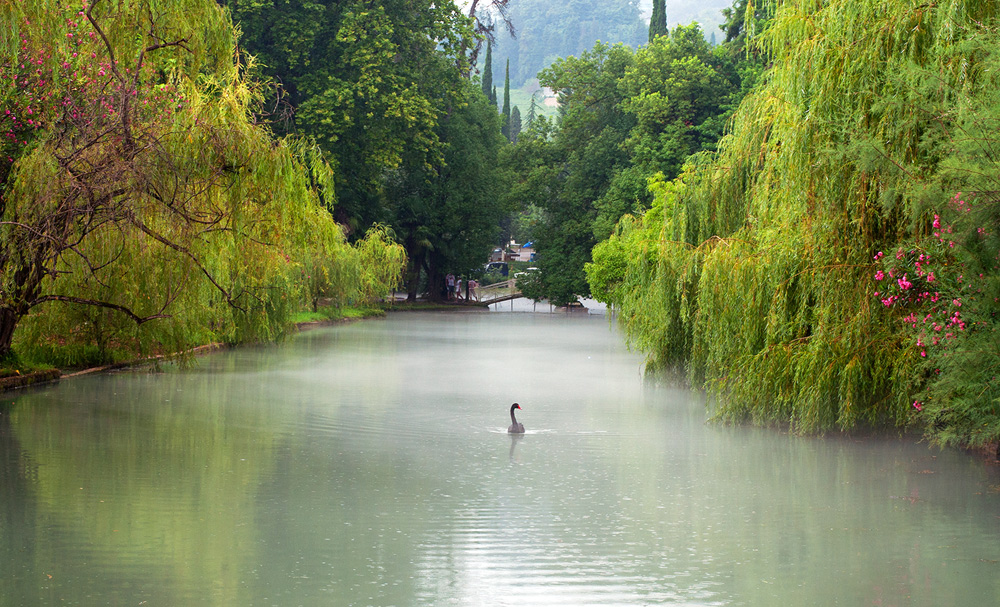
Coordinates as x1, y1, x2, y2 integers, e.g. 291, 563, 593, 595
2, 0, 406, 364
590, 0, 1000, 441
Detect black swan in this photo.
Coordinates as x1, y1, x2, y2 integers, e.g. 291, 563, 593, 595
508, 403, 525, 434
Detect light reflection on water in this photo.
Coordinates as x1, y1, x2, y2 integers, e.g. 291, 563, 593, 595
1, 309, 999, 606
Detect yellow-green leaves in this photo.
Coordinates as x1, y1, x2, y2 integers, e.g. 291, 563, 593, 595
3, 0, 409, 361
590, 0, 1000, 436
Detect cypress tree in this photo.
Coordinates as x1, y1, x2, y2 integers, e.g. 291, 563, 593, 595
526, 92, 539, 129
482, 39, 495, 106
501, 59, 511, 138
509, 106, 521, 143
648, 0, 667, 42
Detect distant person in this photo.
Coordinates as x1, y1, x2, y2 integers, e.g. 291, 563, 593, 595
455, 278, 462, 300
446, 273, 456, 300
469, 279, 478, 301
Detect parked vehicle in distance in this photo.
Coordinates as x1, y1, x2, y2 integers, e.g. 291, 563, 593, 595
484, 261, 509, 277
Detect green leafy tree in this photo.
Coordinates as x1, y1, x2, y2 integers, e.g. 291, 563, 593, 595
519, 42, 637, 306
499, 114, 557, 247
221, 0, 472, 234
594, 23, 736, 239
1, 0, 402, 361
587, 0, 1000, 449
500, 20, 746, 305
385, 75, 508, 302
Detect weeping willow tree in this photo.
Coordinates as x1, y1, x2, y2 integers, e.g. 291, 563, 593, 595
589, 0, 1000, 447
1, 0, 405, 364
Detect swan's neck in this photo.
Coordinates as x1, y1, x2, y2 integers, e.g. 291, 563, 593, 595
510, 409, 518, 424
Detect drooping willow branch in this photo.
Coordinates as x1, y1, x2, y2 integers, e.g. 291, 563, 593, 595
30, 294, 172, 325
127, 214, 246, 313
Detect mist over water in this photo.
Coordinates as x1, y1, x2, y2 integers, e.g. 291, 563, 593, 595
2, 309, 999, 605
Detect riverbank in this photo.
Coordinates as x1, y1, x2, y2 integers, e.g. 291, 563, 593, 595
0, 301, 490, 393
0, 368, 61, 391
0, 304, 398, 393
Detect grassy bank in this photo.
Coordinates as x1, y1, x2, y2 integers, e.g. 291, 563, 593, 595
0, 304, 392, 387
291, 304, 388, 325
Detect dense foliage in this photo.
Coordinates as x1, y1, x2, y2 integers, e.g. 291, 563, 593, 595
222, 0, 506, 300
1, 0, 404, 364
221, 0, 470, 230
386, 76, 509, 301
501, 21, 746, 306
587, 0, 1000, 451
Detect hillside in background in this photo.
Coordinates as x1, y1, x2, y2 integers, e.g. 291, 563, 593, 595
488, 0, 733, 88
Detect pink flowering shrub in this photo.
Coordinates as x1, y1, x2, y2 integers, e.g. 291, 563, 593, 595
874, 193, 999, 449
875, 196, 988, 346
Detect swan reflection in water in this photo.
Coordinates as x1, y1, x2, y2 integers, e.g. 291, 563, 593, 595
509, 432, 524, 461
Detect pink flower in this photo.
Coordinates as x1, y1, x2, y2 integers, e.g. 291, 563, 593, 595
933, 214, 941, 229
875, 270, 885, 281
913, 401, 923, 411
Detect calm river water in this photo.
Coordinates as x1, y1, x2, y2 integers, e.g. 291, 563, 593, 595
1, 308, 999, 606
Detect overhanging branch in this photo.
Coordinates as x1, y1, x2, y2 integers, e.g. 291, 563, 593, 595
31, 294, 171, 325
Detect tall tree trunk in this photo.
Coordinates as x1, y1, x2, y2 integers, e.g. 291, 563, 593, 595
424, 257, 443, 302
0, 257, 45, 359
404, 233, 422, 302
0, 307, 22, 359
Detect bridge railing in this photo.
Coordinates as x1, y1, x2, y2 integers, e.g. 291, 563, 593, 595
473, 278, 520, 304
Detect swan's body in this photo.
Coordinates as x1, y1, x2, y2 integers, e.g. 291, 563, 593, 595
508, 403, 525, 434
